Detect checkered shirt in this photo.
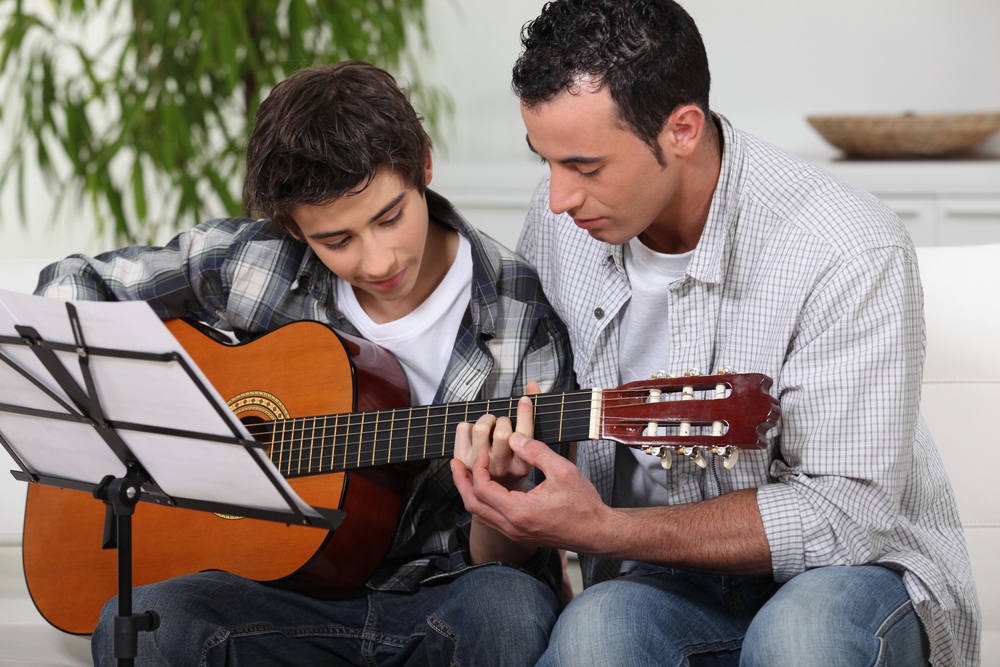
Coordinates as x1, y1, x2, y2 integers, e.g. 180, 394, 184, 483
517, 115, 979, 666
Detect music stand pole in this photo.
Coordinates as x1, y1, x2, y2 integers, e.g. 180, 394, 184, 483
93, 473, 160, 667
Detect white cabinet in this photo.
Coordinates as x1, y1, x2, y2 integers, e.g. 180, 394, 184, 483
877, 195, 1000, 247
880, 197, 938, 247
939, 197, 1000, 245
815, 158, 1000, 247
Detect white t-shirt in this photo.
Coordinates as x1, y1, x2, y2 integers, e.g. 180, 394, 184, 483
615, 236, 693, 509
336, 235, 473, 405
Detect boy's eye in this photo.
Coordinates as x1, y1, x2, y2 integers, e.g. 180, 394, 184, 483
381, 209, 404, 227
325, 237, 351, 251
579, 168, 601, 178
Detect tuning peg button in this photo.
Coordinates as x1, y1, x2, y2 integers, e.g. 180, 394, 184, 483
691, 451, 707, 469
659, 449, 673, 469
723, 448, 740, 469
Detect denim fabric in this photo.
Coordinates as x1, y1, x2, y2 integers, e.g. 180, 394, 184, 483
538, 564, 928, 667
742, 565, 929, 667
92, 564, 559, 666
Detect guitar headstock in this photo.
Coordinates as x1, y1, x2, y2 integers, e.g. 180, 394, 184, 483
597, 371, 780, 469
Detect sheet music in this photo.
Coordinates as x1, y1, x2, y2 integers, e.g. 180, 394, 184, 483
0, 289, 322, 520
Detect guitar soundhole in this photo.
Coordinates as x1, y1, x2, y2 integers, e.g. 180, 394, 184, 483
239, 415, 273, 449
210, 393, 287, 520
227, 390, 289, 454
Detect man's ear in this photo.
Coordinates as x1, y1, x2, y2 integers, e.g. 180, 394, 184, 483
663, 104, 707, 158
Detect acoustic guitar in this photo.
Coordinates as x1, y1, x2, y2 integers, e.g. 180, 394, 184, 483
21, 318, 780, 635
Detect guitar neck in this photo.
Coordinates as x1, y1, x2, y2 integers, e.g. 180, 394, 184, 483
260, 390, 598, 477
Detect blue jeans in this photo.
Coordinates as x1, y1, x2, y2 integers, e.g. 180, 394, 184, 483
91, 564, 559, 666
538, 564, 929, 667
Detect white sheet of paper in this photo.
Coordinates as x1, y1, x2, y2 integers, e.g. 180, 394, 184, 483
0, 289, 322, 521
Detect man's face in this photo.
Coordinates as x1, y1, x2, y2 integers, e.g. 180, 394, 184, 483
521, 85, 678, 249
291, 168, 434, 323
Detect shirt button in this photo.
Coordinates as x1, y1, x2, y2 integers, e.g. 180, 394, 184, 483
594, 307, 605, 319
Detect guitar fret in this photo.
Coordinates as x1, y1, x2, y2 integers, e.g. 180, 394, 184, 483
260, 387, 675, 477
386, 410, 396, 468
422, 406, 430, 460
371, 410, 379, 467
559, 393, 565, 443
404, 407, 413, 464
318, 415, 326, 474
441, 404, 450, 459
309, 415, 318, 474
343, 413, 352, 470
277, 418, 288, 474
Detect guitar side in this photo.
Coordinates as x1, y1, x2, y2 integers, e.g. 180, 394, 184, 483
21, 319, 410, 636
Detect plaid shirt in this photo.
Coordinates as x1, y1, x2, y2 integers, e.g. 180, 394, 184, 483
36, 190, 573, 595
517, 116, 979, 666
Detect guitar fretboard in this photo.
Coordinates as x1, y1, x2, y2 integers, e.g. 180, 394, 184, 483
253, 390, 596, 478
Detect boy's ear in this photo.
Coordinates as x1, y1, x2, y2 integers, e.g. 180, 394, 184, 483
284, 214, 304, 241
423, 144, 434, 187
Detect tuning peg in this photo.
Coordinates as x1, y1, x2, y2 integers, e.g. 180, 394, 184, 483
690, 451, 707, 469
644, 446, 674, 469
658, 449, 673, 470
723, 448, 740, 469
710, 445, 741, 469
675, 446, 708, 469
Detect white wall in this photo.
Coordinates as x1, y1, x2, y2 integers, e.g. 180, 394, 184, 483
3, 0, 1000, 257
420, 0, 1000, 162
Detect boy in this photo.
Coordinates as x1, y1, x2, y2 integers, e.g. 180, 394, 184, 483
37, 60, 572, 666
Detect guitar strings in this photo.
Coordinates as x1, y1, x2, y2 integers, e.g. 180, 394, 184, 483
240, 389, 730, 440
238, 387, 748, 475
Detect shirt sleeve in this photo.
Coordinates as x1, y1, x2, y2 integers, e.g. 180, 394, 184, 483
756, 245, 925, 581
33, 219, 245, 322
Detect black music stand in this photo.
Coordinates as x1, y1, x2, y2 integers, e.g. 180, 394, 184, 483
0, 292, 342, 666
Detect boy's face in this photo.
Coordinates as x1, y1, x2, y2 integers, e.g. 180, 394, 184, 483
291, 164, 439, 323
521, 84, 682, 252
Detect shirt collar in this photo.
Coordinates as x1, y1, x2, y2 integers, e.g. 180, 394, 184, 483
685, 113, 744, 285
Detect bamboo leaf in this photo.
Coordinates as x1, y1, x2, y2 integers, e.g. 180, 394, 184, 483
0, 0, 451, 245
130, 155, 147, 221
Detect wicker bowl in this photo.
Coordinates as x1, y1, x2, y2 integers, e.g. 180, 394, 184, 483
806, 111, 1000, 158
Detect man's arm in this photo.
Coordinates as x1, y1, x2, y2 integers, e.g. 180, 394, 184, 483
453, 428, 772, 575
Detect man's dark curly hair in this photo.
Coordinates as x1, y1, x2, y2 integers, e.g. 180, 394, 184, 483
243, 60, 431, 236
512, 0, 711, 163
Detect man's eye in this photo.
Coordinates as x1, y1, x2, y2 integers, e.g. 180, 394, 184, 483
325, 237, 350, 251
579, 168, 601, 178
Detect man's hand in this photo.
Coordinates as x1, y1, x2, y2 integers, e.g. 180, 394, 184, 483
451, 389, 613, 556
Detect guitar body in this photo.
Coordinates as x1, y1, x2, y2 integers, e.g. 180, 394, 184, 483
22, 319, 411, 636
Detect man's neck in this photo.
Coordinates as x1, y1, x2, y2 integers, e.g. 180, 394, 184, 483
640, 118, 723, 254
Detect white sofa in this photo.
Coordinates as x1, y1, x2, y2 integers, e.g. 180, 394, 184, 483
1, 247, 997, 665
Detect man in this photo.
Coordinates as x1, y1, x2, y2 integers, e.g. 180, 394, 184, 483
36, 60, 572, 666
451, 1, 980, 665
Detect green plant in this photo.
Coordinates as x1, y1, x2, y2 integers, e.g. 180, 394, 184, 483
0, 0, 451, 245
